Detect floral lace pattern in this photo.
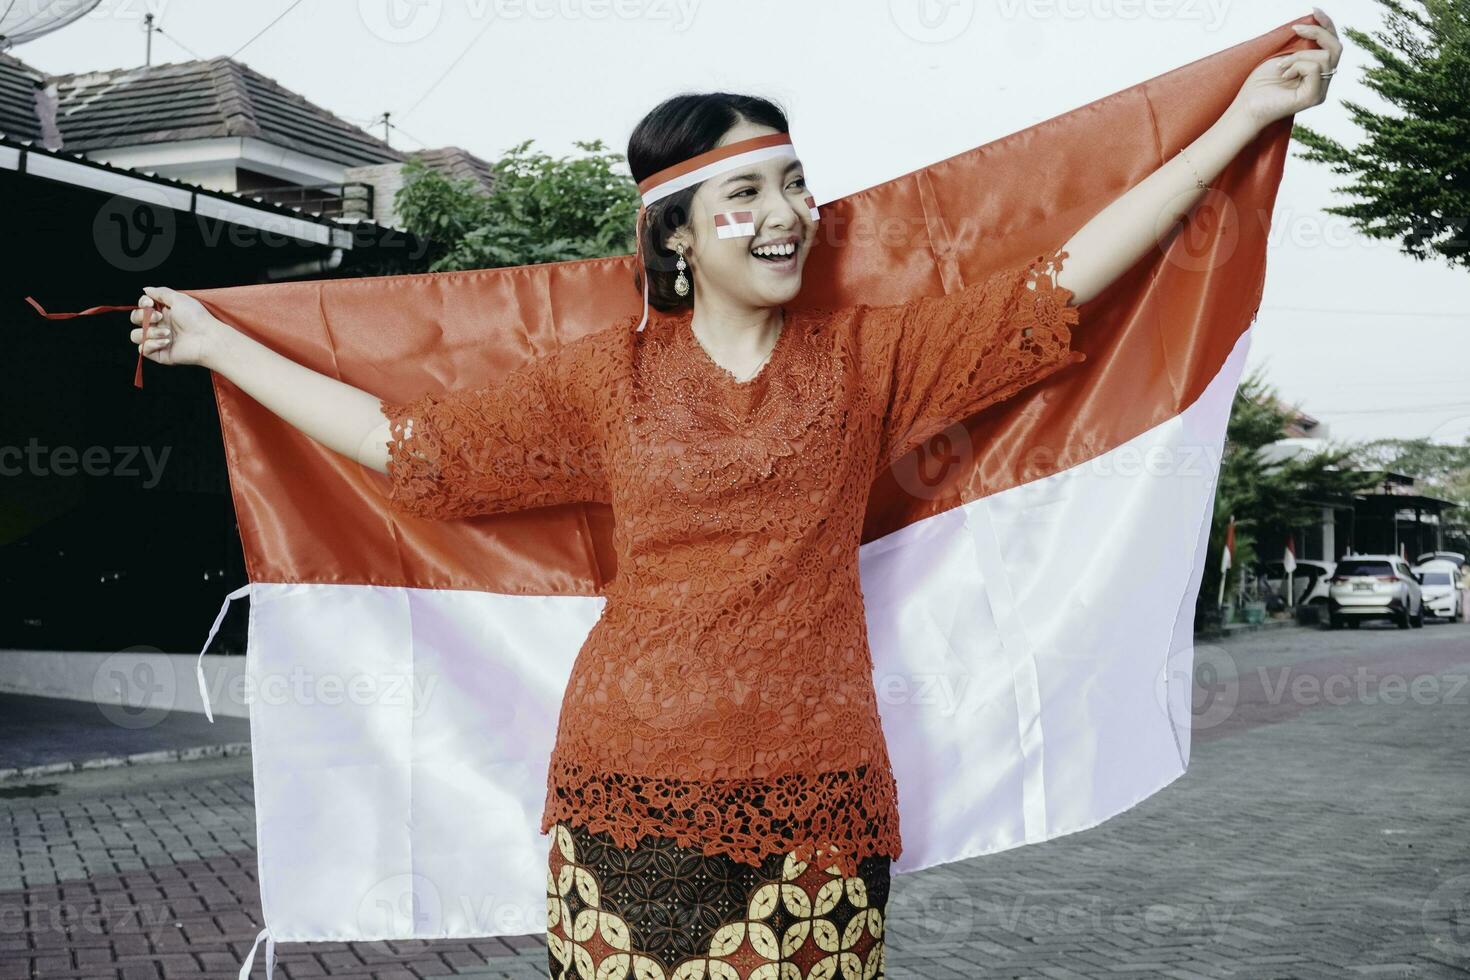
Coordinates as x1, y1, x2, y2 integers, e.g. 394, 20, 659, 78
379, 245, 1085, 879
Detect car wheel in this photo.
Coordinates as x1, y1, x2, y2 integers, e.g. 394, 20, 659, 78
1412, 602, 1424, 628
1397, 608, 1410, 629
1329, 614, 1343, 630
1348, 618, 1361, 629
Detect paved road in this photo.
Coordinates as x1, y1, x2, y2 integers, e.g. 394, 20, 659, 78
2, 620, 1467, 979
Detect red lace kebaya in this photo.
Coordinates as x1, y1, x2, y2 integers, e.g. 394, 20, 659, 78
379, 247, 1086, 877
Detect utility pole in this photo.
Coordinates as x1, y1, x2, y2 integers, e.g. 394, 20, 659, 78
144, 12, 153, 66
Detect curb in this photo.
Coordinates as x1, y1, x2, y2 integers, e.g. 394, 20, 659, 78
1194, 617, 1303, 643
0, 740, 253, 783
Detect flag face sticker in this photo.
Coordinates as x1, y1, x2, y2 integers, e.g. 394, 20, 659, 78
805, 194, 820, 221
713, 210, 755, 238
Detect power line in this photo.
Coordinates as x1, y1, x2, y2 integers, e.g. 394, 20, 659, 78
152, 24, 203, 61
1313, 402, 1470, 416
141, 2, 203, 63
1260, 305, 1468, 320
398, 11, 497, 120
386, 119, 430, 150
230, 0, 305, 59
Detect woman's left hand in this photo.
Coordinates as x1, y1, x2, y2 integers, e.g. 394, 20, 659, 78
1229, 8, 1343, 135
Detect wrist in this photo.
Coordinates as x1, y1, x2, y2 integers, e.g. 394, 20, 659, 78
1215, 102, 1264, 151
198, 319, 237, 373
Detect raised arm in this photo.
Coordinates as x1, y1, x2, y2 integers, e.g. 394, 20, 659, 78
130, 286, 612, 520
1055, 11, 1341, 307
130, 286, 396, 475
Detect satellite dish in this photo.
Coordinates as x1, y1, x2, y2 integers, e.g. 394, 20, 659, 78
0, 0, 102, 51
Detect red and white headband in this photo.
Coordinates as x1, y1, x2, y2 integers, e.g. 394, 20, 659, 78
632, 131, 818, 331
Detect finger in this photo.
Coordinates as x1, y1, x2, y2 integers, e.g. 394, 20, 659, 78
142, 285, 180, 305
1311, 6, 1338, 36
1292, 21, 1342, 60
1281, 52, 1329, 80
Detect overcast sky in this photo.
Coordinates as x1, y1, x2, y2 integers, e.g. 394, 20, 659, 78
22, 0, 1469, 446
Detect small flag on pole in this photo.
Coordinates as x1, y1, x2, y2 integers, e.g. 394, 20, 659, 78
1217, 515, 1235, 608
1283, 533, 1297, 606
804, 194, 820, 221
713, 210, 756, 239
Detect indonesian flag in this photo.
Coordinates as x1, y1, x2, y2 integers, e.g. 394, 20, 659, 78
804, 193, 820, 221
180, 17, 1312, 976
1221, 518, 1236, 575
713, 209, 755, 238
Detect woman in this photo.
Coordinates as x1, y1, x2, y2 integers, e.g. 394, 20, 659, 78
127, 13, 1339, 978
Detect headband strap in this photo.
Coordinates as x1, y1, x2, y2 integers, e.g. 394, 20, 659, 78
637, 132, 797, 205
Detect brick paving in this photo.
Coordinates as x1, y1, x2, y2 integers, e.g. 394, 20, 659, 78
1, 620, 1467, 978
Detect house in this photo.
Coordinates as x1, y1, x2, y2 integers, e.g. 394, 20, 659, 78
0, 50, 495, 656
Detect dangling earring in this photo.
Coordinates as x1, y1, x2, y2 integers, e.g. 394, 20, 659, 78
674, 244, 690, 297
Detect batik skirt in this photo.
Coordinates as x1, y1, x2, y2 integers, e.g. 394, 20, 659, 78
545, 817, 891, 979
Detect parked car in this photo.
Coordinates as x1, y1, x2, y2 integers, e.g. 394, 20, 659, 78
1413, 559, 1463, 622
1327, 554, 1424, 629
1263, 559, 1334, 607
1415, 550, 1466, 569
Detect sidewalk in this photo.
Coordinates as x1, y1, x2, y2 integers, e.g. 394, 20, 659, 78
3, 621, 1468, 977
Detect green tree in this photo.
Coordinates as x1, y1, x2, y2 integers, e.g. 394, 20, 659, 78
1289, 0, 1470, 269
394, 138, 640, 273
1198, 368, 1379, 625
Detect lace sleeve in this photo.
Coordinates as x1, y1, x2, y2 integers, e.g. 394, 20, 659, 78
377, 335, 611, 520
857, 245, 1088, 474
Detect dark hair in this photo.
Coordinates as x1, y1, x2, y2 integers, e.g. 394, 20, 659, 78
627, 92, 790, 313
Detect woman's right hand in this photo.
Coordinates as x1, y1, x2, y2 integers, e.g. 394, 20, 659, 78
127, 285, 223, 369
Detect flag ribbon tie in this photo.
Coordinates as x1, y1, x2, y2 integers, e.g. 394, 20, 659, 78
24, 295, 170, 389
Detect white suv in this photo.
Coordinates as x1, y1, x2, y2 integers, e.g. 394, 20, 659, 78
1327, 554, 1424, 629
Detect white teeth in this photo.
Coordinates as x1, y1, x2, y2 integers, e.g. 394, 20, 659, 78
752, 242, 796, 258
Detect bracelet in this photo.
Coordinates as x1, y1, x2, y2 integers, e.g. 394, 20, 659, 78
1177, 146, 1211, 191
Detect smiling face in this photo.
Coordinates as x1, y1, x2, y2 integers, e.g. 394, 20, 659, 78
664, 119, 816, 313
